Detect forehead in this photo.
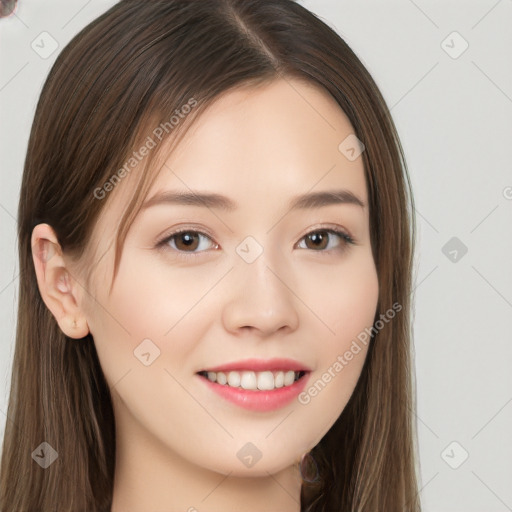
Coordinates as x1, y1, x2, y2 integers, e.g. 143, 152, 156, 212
148, 78, 366, 206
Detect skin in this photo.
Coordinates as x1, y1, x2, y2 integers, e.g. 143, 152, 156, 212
32, 77, 379, 512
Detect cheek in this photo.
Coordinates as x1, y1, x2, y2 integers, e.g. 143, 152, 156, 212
292, 251, 378, 434
298, 249, 379, 344
332, 263, 379, 342
85, 252, 219, 382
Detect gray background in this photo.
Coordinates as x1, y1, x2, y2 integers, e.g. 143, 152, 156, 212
1, 1, 511, 510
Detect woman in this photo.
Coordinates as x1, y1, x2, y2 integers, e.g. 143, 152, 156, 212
0, 1, 420, 510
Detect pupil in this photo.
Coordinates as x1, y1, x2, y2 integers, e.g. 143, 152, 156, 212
310, 232, 326, 249
182, 233, 194, 245
177, 232, 198, 250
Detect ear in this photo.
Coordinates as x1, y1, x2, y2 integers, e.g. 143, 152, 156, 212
31, 223, 90, 339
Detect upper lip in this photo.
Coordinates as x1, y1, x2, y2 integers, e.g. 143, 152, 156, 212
198, 358, 312, 373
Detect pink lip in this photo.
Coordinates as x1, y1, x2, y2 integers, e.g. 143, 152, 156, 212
198, 358, 312, 373
197, 371, 311, 412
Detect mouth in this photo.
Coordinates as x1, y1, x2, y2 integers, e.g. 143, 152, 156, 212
195, 358, 312, 411
196, 365, 311, 411
196, 369, 308, 391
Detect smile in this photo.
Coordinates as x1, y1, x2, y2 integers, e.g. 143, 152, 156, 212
197, 369, 305, 390
196, 360, 311, 411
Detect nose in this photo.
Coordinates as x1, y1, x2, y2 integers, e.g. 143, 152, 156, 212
221, 249, 300, 337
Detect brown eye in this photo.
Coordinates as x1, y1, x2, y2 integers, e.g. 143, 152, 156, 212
158, 230, 217, 254
174, 232, 200, 251
303, 231, 329, 250
156, 226, 355, 260
297, 229, 354, 252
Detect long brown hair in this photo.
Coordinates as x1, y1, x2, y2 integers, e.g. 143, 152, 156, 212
0, 1, 420, 510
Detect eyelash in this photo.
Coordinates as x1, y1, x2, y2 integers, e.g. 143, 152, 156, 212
155, 225, 357, 261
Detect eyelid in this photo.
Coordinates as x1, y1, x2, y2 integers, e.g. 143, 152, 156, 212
155, 223, 357, 258
154, 226, 218, 254
296, 223, 356, 245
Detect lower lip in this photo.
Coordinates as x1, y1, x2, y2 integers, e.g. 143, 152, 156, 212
197, 372, 311, 412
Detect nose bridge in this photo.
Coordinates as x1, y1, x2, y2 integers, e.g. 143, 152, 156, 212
221, 234, 299, 335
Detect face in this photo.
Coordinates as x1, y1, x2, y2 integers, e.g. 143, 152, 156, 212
43, 78, 379, 477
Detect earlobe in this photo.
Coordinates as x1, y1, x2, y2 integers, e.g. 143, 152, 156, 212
31, 223, 90, 339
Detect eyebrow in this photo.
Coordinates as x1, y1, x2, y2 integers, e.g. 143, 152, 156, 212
141, 188, 365, 212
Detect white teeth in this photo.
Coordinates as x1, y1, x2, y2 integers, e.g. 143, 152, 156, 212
257, 371, 274, 390
284, 370, 295, 386
227, 371, 241, 387
216, 372, 227, 385
274, 371, 284, 388
240, 371, 257, 390
202, 369, 302, 390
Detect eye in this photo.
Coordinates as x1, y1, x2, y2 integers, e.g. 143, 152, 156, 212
156, 229, 218, 256
155, 226, 356, 259
296, 228, 355, 252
